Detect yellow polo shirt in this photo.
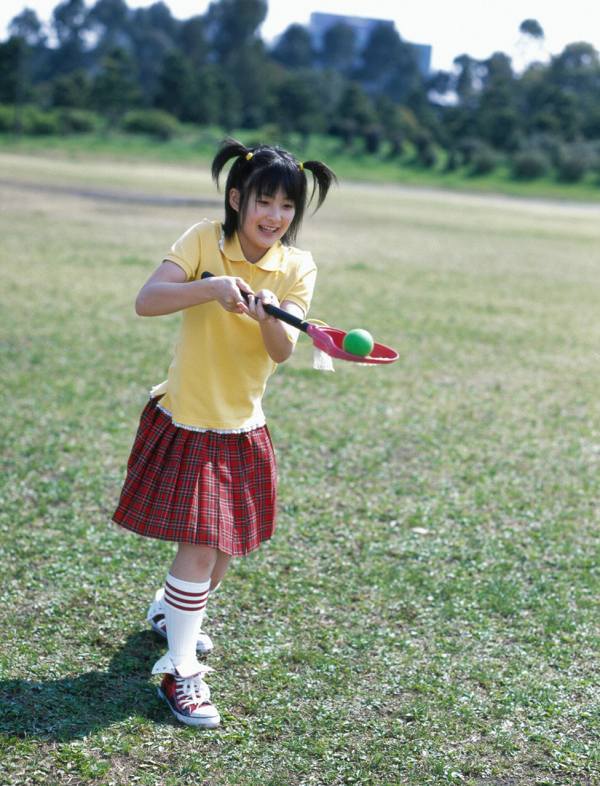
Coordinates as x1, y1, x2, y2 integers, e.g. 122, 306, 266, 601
156, 219, 316, 430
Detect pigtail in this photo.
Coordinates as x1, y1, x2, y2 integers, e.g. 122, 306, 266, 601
301, 160, 338, 212
211, 137, 253, 190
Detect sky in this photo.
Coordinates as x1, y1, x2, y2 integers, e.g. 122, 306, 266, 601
2, 0, 599, 73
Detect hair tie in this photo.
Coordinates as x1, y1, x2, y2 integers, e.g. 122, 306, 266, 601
298, 162, 304, 171
245, 151, 254, 161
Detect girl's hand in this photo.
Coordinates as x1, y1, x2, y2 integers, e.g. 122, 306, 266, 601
246, 289, 280, 323
212, 276, 253, 315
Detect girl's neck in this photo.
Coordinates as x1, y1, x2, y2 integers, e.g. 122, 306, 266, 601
237, 231, 276, 265
240, 242, 260, 264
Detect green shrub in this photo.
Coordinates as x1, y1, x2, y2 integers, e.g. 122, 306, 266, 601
121, 109, 179, 140
527, 133, 562, 166
252, 124, 282, 146
556, 143, 596, 183
511, 148, 550, 180
0, 104, 15, 132
469, 144, 499, 176
58, 108, 99, 133
456, 137, 483, 166
414, 132, 437, 168
22, 106, 61, 135
363, 124, 383, 155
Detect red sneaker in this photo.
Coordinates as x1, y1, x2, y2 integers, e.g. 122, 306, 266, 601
157, 672, 220, 728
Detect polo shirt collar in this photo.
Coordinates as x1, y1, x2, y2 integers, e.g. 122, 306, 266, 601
221, 227, 285, 271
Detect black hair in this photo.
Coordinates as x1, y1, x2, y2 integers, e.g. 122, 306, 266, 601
211, 137, 337, 245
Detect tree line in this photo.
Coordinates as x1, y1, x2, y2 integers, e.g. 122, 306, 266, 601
2, 0, 600, 182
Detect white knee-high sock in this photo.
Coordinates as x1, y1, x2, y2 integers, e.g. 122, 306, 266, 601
163, 573, 210, 678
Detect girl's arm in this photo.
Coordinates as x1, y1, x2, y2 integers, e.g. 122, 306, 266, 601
247, 291, 304, 364
135, 261, 252, 317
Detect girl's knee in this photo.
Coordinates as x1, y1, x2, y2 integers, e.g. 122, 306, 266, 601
175, 543, 219, 574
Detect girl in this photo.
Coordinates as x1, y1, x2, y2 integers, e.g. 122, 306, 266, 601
112, 138, 336, 728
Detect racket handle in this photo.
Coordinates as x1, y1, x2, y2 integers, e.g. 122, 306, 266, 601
200, 271, 307, 332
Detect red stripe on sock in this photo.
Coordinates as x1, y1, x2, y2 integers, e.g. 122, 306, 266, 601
165, 580, 210, 599
165, 590, 208, 605
165, 588, 208, 603
164, 598, 207, 612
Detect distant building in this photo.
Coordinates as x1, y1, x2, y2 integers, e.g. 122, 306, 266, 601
308, 12, 432, 75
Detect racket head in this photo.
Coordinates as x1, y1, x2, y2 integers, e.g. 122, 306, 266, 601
307, 325, 398, 364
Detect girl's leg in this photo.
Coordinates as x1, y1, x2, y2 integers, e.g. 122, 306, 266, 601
210, 550, 231, 592
148, 547, 230, 652
161, 545, 218, 676
170, 543, 219, 582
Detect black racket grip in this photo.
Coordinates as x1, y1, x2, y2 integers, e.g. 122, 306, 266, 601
200, 271, 307, 332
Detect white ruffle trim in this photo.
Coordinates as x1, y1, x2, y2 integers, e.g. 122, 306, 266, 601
155, 400, 266, 434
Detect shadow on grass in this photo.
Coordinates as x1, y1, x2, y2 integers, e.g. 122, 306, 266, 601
0, 631, 166, 740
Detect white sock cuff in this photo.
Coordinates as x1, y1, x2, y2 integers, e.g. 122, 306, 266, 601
165, 574, 211, 593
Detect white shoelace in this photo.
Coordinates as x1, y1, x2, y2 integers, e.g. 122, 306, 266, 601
175, 674, 210, 709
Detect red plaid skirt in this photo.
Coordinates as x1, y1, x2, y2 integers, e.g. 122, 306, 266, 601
112, 398, 277, 556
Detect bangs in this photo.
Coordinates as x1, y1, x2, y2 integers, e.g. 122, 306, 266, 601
247, 162, 306, 207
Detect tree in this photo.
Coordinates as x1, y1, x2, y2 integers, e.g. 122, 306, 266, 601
453, 54, 481, 104
359, 23, 395, 78
142, 2, 177, 39
129, 5, 177, 97
231, 42, 279, 127
358, 22, 421, 102
202, 0, 271, 126
320, 22, 356, 75
545, 43, 600, 139
551, 41, 599, 83
9, 9, 46, 47
0, 37, 27, 104
476, 53, 519, 150
375, 95, 410, 156
178, 15, 208, 70
154, 50, 192, 119
204, 0, 267, 65
271, 24, 314, 70
191, 64, 242, 128
275, 71, 326, 141
519, 19, 544, 40
331, 82, 376, 147
91, 46, 140, 125
515, 18, 546, 72
51, 69, 90, 107
51, 0, 88, 74
86, 0, 131, 58
52, 0, 87, 45
8, 9, 49, 90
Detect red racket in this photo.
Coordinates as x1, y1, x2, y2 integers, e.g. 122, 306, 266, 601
200, 271, 398, 364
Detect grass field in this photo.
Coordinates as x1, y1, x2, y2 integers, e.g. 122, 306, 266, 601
0, 149, 599, 786
3, 130, 600, 203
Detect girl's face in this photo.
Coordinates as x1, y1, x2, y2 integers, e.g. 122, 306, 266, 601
230, 187, 296, 263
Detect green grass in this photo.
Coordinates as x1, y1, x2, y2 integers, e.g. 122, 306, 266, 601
0, 152, 599, 785
2, 129, 600, 203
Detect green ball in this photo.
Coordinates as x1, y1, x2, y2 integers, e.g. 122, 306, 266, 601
342, 328, 374, 357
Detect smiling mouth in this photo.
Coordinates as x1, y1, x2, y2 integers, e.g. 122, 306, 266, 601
259, 225, 279, 233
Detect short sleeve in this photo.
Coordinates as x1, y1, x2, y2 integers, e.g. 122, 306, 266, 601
283, 253, 317, 316
163, 223, 203, 281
